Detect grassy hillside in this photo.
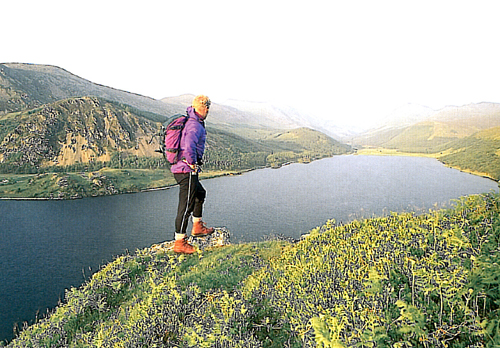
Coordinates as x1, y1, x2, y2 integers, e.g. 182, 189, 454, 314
389, 125, 500, 181
438, 126, 500, 180
6, 192, 500, 347
381, 122, 460, 153
263, 128, 352, 167
354, 103, 500, 149
356, 117, 500, 181
357, 121, 476, 154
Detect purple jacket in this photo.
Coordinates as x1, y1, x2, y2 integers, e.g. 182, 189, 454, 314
170, 106, 206, 174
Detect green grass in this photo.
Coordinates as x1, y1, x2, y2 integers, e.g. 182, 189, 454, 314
6, 193, 500, 347
0, 170, 172, 199
438, 135, 500, 180
381, 122, 456, 153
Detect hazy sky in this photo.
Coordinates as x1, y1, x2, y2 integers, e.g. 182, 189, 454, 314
3, 0, 500, 128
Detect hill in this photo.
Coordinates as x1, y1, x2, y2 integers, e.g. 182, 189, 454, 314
212, 99, 315, 130
1, 63, 323, 136
6, 192, 500, 347
0, 63, 177, 117
430, 102, 500, 129
160, 95, 334, 143
0, 96, 162, 171
438, 126, 500, 180
354, 102, 500, 152
0, 95, 349, 174
355, 102, 500, 179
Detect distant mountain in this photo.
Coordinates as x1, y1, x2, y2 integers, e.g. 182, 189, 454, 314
352, 102, 500, 180
161, 96, 316, 131
0, 63, 177, 117
217, 99, 314, 129
1, 63, 349, 142
429, 103, 500, 130
264, 127, 351, 156
378, 103, 436, 129
354, 102, 500, 152
161, 95, 257, 128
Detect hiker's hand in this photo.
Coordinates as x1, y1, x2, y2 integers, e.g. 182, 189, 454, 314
187, 162, 199, 172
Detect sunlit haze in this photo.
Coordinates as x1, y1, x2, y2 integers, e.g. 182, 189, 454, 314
3, 0, 500, 129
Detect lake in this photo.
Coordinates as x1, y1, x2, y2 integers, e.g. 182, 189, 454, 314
0, 155, 498, 341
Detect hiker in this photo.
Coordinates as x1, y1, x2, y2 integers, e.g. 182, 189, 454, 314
171, 95, 214, 254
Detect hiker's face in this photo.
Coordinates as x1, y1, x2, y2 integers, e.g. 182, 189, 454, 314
199, 108, 208, 119
200, 105, 209, 119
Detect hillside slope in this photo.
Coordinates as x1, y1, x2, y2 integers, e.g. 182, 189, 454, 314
0, 96, 350, 173
1, 63, 319, 134
0, 96, 351, 198
0, 63, 177, 117
7, 193, 500, 347
0, 96, 163, 171
355, 102, 500, 180
438, 126, 500, 180
354, 102, 500, 153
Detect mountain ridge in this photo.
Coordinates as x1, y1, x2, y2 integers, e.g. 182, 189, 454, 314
1, 63, 332, 137
0, 63, 178, 117
3, 61, 499, 188
353, 102, 500, 148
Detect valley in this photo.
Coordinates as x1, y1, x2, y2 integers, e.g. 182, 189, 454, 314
2, 62, 500, 200
352, 103, 500, 182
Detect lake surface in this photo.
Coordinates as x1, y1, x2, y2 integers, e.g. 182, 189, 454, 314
0, 155, 498, 341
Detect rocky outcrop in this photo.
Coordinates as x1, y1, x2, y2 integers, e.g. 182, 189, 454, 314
0, 96, 162, 168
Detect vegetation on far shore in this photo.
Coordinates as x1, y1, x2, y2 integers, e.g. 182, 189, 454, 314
0, 168, 240, 200
0, 150, 335, 200
355, 123, 500, 182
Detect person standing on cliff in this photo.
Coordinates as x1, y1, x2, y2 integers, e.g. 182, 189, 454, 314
171, 95, 215, 254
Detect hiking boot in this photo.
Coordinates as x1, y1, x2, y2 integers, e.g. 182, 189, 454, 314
191, 220, 215, 237
173, 238, 195, 254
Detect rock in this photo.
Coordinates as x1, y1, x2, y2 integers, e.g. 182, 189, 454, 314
149, 227, 231, 254
189, 227, 231, 250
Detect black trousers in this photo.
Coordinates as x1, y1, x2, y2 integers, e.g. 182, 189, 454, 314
174, 173, 206, 234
